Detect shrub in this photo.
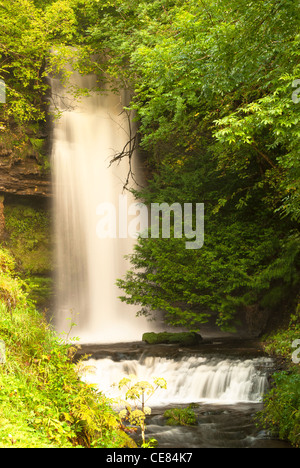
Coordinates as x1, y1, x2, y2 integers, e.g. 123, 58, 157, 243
0, 248, 27, 309
117, 374, 167, 447
257, 370, 300, 447
0, 248, 132, 448
258, 310, 300, 448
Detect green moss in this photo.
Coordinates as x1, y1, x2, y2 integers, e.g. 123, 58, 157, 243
142, 332, 202, 346
164, 407, 198, 426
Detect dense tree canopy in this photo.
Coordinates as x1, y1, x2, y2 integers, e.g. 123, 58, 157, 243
1, 0, 299, 333
0, 0, 299, 449
81, 0, 300, 332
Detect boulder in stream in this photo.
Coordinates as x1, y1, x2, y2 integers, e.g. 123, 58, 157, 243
142, 332, 202, 346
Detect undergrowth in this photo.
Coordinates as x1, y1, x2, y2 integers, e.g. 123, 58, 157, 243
258, 306, 300, 448
0, 248, 134, 448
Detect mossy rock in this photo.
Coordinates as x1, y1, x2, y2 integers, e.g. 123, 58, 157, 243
164, 407, 198, 426
142, 332, 202, 346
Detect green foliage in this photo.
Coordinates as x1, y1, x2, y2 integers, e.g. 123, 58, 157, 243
0, 0, 299, 447
117, 212, 299, 331
82, 0, 300, 332
0, 0, 89, 156
82, 0, 300, 222
0, 249, 131, 448
0, 248, 27, 309
3, 202, 53, 310
257, 370, 300, 448
164, 406, 197, 426
4, 204, 51, 276
257, 311, 300, 448
25, 276, 53, 310
0, 306, 130, 447
263, 311, 300, 360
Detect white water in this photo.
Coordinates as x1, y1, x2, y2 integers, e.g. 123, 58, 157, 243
50, 71, 157, 343
82, 355, 271, 405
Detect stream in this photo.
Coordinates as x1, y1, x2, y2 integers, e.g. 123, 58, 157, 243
78, 339, 292, 449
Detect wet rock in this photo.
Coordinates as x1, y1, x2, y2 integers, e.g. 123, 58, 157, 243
142, 332, 203, 346
0, 150, 51, 197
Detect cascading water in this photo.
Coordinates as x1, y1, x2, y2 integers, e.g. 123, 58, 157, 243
80, 352, 288, 448
82, 355, 271, 405
50, 70, 156, 343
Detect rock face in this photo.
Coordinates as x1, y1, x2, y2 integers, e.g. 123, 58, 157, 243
0, 149, 51, 198
0, 140, 53, 311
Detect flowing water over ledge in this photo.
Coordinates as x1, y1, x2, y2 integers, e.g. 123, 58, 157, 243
79, 340, 292, 449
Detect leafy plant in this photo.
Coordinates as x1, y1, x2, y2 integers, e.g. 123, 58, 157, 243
257, 309, 300, 448
256, 370, 300, 448
0, 248, 133, 448
4, 204, 51, 276
117, 374, 167, 447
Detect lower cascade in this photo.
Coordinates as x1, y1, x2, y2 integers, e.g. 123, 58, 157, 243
83, 355, 272, 405
81, 352, 292, 448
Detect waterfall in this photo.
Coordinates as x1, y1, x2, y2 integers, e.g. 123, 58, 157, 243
82, 355, 272, 405
50, 70, 156, 343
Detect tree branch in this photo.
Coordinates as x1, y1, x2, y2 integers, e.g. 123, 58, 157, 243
251, 142, 276, 169
109, 108, 142, 191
